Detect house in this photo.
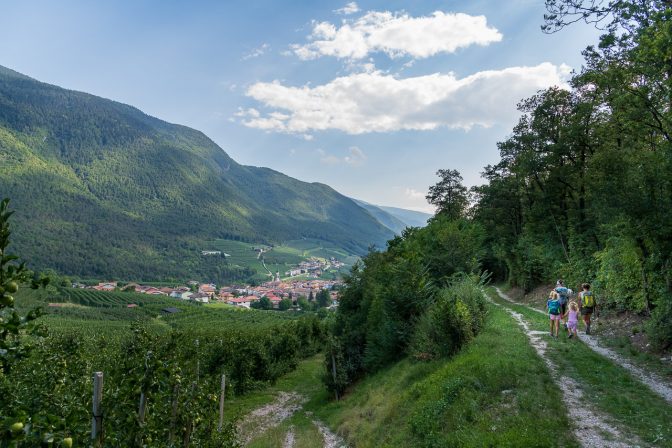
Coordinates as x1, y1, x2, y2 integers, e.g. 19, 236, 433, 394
218, 292, 234, 301
189, 292, 210, 303
199, 283, 217, 295
201, 250, 222, 256
161, 307, 181, 314
93, 282, 116, 291
227, 296, 257, 308
144, 287, 168, 296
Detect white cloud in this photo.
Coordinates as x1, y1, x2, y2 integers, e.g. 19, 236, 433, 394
317, 147, 367, 166
291, 11, 502, 60
239, 63, 571, 135
344, 146, 366, 166
242, 43, 270, 60
334, 2, 360, 15
405, 188, 425, 200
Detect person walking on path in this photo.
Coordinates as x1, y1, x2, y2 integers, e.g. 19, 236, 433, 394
555, 280, 571, 328
547, 290, 562, 338
578, 283, 597, 335
564, 301, 580, 339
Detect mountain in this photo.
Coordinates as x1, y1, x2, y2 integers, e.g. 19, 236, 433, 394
377, 205, 432, 228
352, 199, 408, 234
352, 199, 432, 232
0, 65, 394, 282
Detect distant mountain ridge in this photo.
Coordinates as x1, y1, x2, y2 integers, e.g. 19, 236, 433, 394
377, 205, 433, 228
0, 64, 393, 282
353, 199, 432, 233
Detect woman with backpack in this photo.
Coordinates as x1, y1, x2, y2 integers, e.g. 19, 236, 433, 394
579, 283, 597, 335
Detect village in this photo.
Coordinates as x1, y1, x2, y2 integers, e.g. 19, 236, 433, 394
83, 276, 342, 310
283, 256, 345, 278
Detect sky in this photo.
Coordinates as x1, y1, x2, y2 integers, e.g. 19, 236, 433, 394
0, 0, 601, 212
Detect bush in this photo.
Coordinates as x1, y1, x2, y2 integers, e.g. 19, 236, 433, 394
410, 275, 487, 360
647, 294, 672, 351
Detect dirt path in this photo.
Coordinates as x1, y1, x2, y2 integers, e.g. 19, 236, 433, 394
495, 287, 672, 405
487, 295, 641, 448
238, 392, 306, 445
312, 418, 347, 448
239, 392, 347, 447
283, 425, 295, 448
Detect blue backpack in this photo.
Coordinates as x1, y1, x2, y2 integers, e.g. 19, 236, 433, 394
555, 287, 569, 304
548, 299, 561, 315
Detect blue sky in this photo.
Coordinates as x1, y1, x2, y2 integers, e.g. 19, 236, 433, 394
0, 0, 600, 212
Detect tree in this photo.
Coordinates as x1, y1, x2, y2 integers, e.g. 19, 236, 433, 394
251, 296, 272, 310
426, 169, 469, 219
278, 298, 292, 311
308, 291, 314, 302
316, 289, 331, 308
297, 296, 311, 311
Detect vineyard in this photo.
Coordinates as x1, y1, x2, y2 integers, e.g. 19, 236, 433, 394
2, 286, 326, 446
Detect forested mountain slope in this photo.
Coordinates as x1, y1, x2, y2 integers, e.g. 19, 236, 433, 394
0, 65, 393, 281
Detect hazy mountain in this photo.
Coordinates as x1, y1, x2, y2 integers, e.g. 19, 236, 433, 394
0, 65, 393, 281
352, 199, 408, 234
377, 205, 433, 228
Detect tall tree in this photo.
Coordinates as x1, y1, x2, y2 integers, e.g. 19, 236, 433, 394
426, 169, 469, 219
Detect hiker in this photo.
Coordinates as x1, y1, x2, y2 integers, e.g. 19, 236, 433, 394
564, 301, 580, 339
547, 289, 562, 338
555, 280, 571, 327
578, 283, 597, 334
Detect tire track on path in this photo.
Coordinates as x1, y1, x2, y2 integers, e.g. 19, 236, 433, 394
494, 287, 672, 405
486, 293, 642, 448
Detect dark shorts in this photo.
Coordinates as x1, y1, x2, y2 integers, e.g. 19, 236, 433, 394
580, 306, 594, 316
560, 303, 567, 316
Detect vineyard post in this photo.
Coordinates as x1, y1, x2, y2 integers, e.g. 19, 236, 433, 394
169, 383, 180, 443
218, 373, 226, 431
92, 371, 104, 445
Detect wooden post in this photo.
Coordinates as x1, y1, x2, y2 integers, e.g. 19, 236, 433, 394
92, 371, 104, 445
218, 374, 226, 431
138, 391, 147, 423
331, 351, 339, 401
169, 383, 180, 444
195, 339, 200, 384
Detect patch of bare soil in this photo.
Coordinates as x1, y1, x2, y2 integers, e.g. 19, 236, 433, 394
283, 425, 295, 448
238, 392, 307, 445
312, 419, 348, 448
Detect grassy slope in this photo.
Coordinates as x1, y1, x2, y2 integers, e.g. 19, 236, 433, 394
0, 64, 393, 282
490, 288, 672, 447
227, 303, 577, 447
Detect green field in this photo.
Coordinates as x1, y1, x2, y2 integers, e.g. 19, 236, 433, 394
209, 238, 358, 282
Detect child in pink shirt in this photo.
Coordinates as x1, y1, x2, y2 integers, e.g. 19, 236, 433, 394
565, 301, 579, 339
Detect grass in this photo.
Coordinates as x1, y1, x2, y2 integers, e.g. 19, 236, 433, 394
488, 287, 672, 447
230, 303, 577, 447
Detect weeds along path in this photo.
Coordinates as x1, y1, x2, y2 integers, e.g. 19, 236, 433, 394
486, 294, 639, 448
495, 287, 672, 405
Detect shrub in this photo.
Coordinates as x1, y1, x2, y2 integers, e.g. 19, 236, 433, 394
410, 275, 487, 360
647, 294, 672, 351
